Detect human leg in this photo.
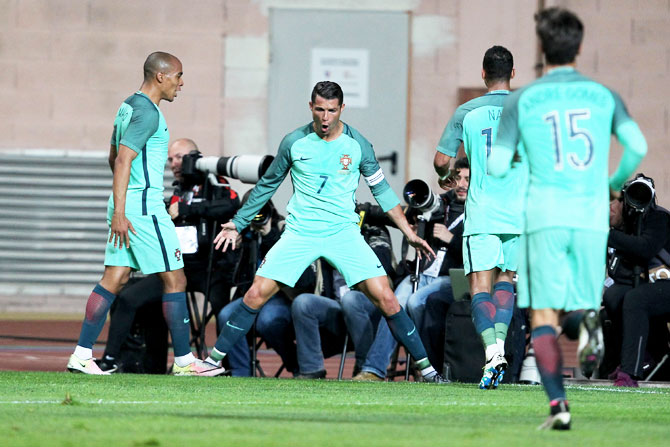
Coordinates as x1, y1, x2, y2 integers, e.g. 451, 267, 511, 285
292, 293, 344, 375
69, 266, 131, 374
256, 295, 298, 374
341, 290, 386, 377
406, 275, 452, 334
216, 299, 252, 377
619, 281, 670, 381
102, 274, 163, 370
207, 275, 279, 364
358, 276, 446, 383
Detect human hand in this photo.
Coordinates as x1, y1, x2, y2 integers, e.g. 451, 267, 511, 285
168, 202, 179, 220
109, 212, 137, 249
432, 223, 453, 243
438, 173, 457, 191
406, 231, 436, 260
213, 221, 239, 252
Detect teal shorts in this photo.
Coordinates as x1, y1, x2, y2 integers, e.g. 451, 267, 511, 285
463, 233, 520, 275
257, 224, 386, 287
104, 210, 184, 274
516, 229, 607, 311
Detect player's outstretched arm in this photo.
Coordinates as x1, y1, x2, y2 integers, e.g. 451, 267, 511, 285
610, 121, 648, 192
109, 145, 138, 249
385, 204, 436, 260
213, 221, 239, 252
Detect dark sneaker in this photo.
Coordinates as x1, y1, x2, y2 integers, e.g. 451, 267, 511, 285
578, 309, 604, 378
422, 373, 450, 384
96, 355, 119, 374
613, 370, 639, 388
538, 400, 571, 430
296, 369, 327, 379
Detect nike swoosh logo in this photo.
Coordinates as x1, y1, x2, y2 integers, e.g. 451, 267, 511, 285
183, 318, 190, 324
299, 157, 312, 161
407, 327, 416, 337
376, 264, 382, 268
226, 321, 244, 331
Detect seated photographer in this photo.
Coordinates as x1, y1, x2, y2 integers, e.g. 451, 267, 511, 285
217, 198, 315, 377
398, 157, 468, 334
97, 138, 241, 372
602, 174, 670, 386
292, 221, 396, 379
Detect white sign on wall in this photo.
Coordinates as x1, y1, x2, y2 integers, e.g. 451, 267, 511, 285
310, 48, 369, 108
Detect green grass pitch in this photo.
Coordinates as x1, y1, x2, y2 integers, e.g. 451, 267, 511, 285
1, 371, 668, 447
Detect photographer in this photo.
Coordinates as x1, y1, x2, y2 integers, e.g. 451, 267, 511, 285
602, 174, 670, 386
97, 138, 240, 372
348, 158, 469, 380
399, 157, 469, 334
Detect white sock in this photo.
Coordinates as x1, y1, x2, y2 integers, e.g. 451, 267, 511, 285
485, 344, 499, 361
496, 338, 506, 357
174, 352, 196, 367
74, 346, 92, 361
205, 356, 222, 367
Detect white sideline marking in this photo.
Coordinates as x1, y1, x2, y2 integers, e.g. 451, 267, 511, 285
566, 386, 665, 394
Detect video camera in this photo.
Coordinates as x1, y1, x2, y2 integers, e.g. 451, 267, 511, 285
402, 179, 446, 222
181, 150, 274, 185
622, 173, 655, 214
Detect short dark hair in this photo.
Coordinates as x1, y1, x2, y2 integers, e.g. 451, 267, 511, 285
454, 157, 469, 171
482, 46, 514, 83
311, 81, 344, 105
535, 7, 584, 65
143, 51, 178, 81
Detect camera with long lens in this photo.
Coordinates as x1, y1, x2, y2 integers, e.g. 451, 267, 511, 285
622, 174, 655, 214
402, 179, 445, 221
181, 150, 274, 185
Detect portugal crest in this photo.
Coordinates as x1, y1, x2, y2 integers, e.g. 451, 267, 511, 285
174, 248, 182, 262
340, 154, 352, 170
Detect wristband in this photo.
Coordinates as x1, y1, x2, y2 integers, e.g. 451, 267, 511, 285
438, 171, 451, 181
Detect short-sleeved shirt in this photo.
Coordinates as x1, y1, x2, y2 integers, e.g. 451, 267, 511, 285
231, 122, 400, 236
494, 68, 635, 234
108, 91, 170, 216
436, 90, 526, 236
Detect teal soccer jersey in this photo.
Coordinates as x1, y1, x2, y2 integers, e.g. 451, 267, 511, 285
231, 122, 399, 235
436, 90, 525, 236
108, 91, 170, 216
104, 91, 182, 274
492, 68, 646, 233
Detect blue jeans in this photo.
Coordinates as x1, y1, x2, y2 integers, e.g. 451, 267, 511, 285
340, 290, 401, 379
395, 274, 453, 332
217, 295, 297, 377
291, 293, 348, 374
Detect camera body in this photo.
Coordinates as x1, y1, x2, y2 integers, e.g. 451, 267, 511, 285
181, 150, 275, 185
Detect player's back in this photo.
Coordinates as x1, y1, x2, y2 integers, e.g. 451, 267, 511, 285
512, 68, 618, 233
460, 92, 525, 235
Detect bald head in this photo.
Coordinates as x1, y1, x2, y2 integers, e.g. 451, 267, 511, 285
168, 138, 199, 181
143, 52, 180, 82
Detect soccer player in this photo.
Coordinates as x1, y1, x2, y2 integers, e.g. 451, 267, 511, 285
434, 46, 525, 389
67, 52, 225, 377
488, 8, 647, 430
207, 81, 448, 383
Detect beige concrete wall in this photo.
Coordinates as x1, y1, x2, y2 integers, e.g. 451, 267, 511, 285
3, 0, 666, 191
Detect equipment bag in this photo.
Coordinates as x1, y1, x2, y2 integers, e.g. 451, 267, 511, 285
442, 299, 485, 382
